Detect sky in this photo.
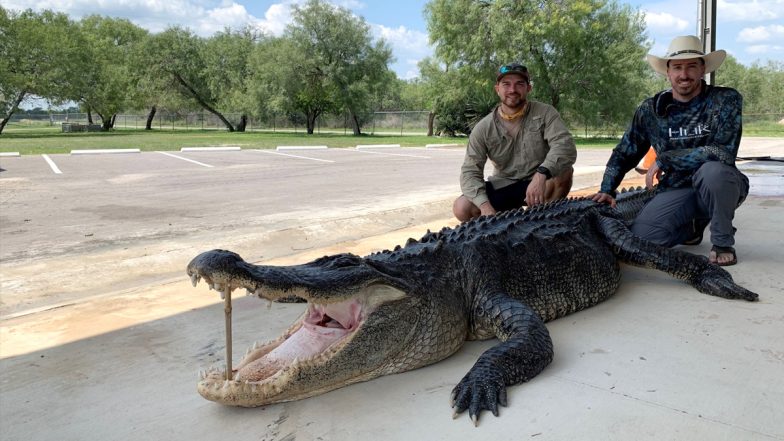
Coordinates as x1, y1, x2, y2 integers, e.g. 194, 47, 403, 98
3, 0, 782, 81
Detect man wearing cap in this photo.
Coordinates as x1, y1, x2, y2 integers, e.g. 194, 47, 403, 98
453, 63, 577, 222
592, 36, 749, 266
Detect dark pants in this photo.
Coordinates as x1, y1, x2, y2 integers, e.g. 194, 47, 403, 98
631, 162, 749, 248
486, 179, 530, 212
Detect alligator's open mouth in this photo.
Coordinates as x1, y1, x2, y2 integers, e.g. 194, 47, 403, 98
231, 298, 362, 382
197, 284, 407, 406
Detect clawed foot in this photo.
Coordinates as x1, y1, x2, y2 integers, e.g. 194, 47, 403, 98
450, 369, 507, 426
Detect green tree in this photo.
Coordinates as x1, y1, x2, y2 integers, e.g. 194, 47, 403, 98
143, 27, 240, 131
283, 0, 394, 135
202, 27, 260, 131
77, 15, 148, 130
424, 0, 650, 134
0, 7, 86, 134
418, 58, 497, 136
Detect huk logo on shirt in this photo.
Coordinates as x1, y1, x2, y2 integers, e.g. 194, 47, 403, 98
668, 123, 711, 140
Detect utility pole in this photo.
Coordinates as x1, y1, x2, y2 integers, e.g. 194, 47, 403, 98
698, 0, 717, 84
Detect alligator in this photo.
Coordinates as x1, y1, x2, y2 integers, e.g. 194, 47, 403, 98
187, 188, 758, 425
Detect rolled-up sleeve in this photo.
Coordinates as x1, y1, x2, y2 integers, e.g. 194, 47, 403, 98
460, 129, 490, 207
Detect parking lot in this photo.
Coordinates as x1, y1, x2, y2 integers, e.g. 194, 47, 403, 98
1, 140, 782, 317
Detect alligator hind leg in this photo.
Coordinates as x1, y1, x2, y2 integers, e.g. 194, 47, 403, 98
595, 216, 758, 301
451, 291, 554, 425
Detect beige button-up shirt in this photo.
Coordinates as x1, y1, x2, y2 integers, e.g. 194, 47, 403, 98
460, 101, 577, 207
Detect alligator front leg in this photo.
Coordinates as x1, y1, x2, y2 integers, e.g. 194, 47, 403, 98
451, 291, 553, 426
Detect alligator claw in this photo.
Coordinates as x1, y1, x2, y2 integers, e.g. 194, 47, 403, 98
450, 369, 506, 426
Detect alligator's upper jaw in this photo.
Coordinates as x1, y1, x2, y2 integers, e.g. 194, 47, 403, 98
196, 284, 409, 407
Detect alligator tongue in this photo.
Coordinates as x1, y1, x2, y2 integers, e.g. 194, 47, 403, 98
235, 299, 361, 382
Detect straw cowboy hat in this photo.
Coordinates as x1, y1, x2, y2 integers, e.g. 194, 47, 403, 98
646, 35, 726, 76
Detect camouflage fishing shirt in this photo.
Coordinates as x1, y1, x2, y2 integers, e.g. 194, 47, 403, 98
599, 81, 743, 196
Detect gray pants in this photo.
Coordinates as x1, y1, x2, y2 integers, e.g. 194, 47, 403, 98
631, 162, 749, 248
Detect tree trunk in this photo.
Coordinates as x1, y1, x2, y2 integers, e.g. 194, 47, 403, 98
350, 112, 362, 136
306, 112, 317, 134
0, 90, 26, 135
87, 108, 94, 124
172, 71, 235, 132
236, 114, 247, 132
105, 114, 116, 130
145, 105, 157, 130
427, 111, 435, 137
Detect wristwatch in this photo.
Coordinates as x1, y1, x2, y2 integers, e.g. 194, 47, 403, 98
536, 166, 552, 179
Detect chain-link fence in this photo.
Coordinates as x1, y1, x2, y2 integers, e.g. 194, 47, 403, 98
8, 110, 783, 136
8, 110, 436, 135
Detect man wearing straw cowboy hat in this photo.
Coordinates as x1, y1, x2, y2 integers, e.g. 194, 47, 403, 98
592, 35, 749, 266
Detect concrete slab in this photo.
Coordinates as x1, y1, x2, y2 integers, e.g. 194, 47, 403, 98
1, 138, 782, 440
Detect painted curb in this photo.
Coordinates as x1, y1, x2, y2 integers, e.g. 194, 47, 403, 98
425, 143, 460, 148
70, 149, 141, 155
0, 152, 21, 157
355, 144, 401, 149
180, 146, 241, 152
276, 146, 329, 150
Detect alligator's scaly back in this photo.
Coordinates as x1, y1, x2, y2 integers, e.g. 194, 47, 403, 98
187, 186, 756, 425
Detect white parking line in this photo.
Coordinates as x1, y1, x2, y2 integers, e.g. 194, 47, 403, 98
157, 151, 214, 168
41, 154, 63, 174
253, 149, 335, 163
345, 149, 430, 159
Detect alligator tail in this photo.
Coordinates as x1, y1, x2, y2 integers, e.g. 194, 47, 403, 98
594, 215, 758, 301
613, 186, 657, 224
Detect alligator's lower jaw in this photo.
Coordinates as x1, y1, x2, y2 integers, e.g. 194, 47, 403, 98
197, 298, 365, 406
197, 333, 354, 407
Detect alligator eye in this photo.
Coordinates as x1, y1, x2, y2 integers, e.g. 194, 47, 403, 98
324, 254, 363, 268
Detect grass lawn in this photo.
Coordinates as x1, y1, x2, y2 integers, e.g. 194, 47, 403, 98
2, 122, 780, 155
0, 126, 621, 155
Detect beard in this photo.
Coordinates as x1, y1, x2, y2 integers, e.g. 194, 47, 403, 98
502, 94, 524, 109
671, 76, 701, 99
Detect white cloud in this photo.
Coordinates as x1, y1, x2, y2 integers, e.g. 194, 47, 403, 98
197, 3, 255, 35
371, 24, 432, 79
737, 24, 784, 43
746, 44, 777, 54
642, 10, 690, 32
254, 2, 295, 36
717, 0, 782, 22
372, 24, 430, 55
